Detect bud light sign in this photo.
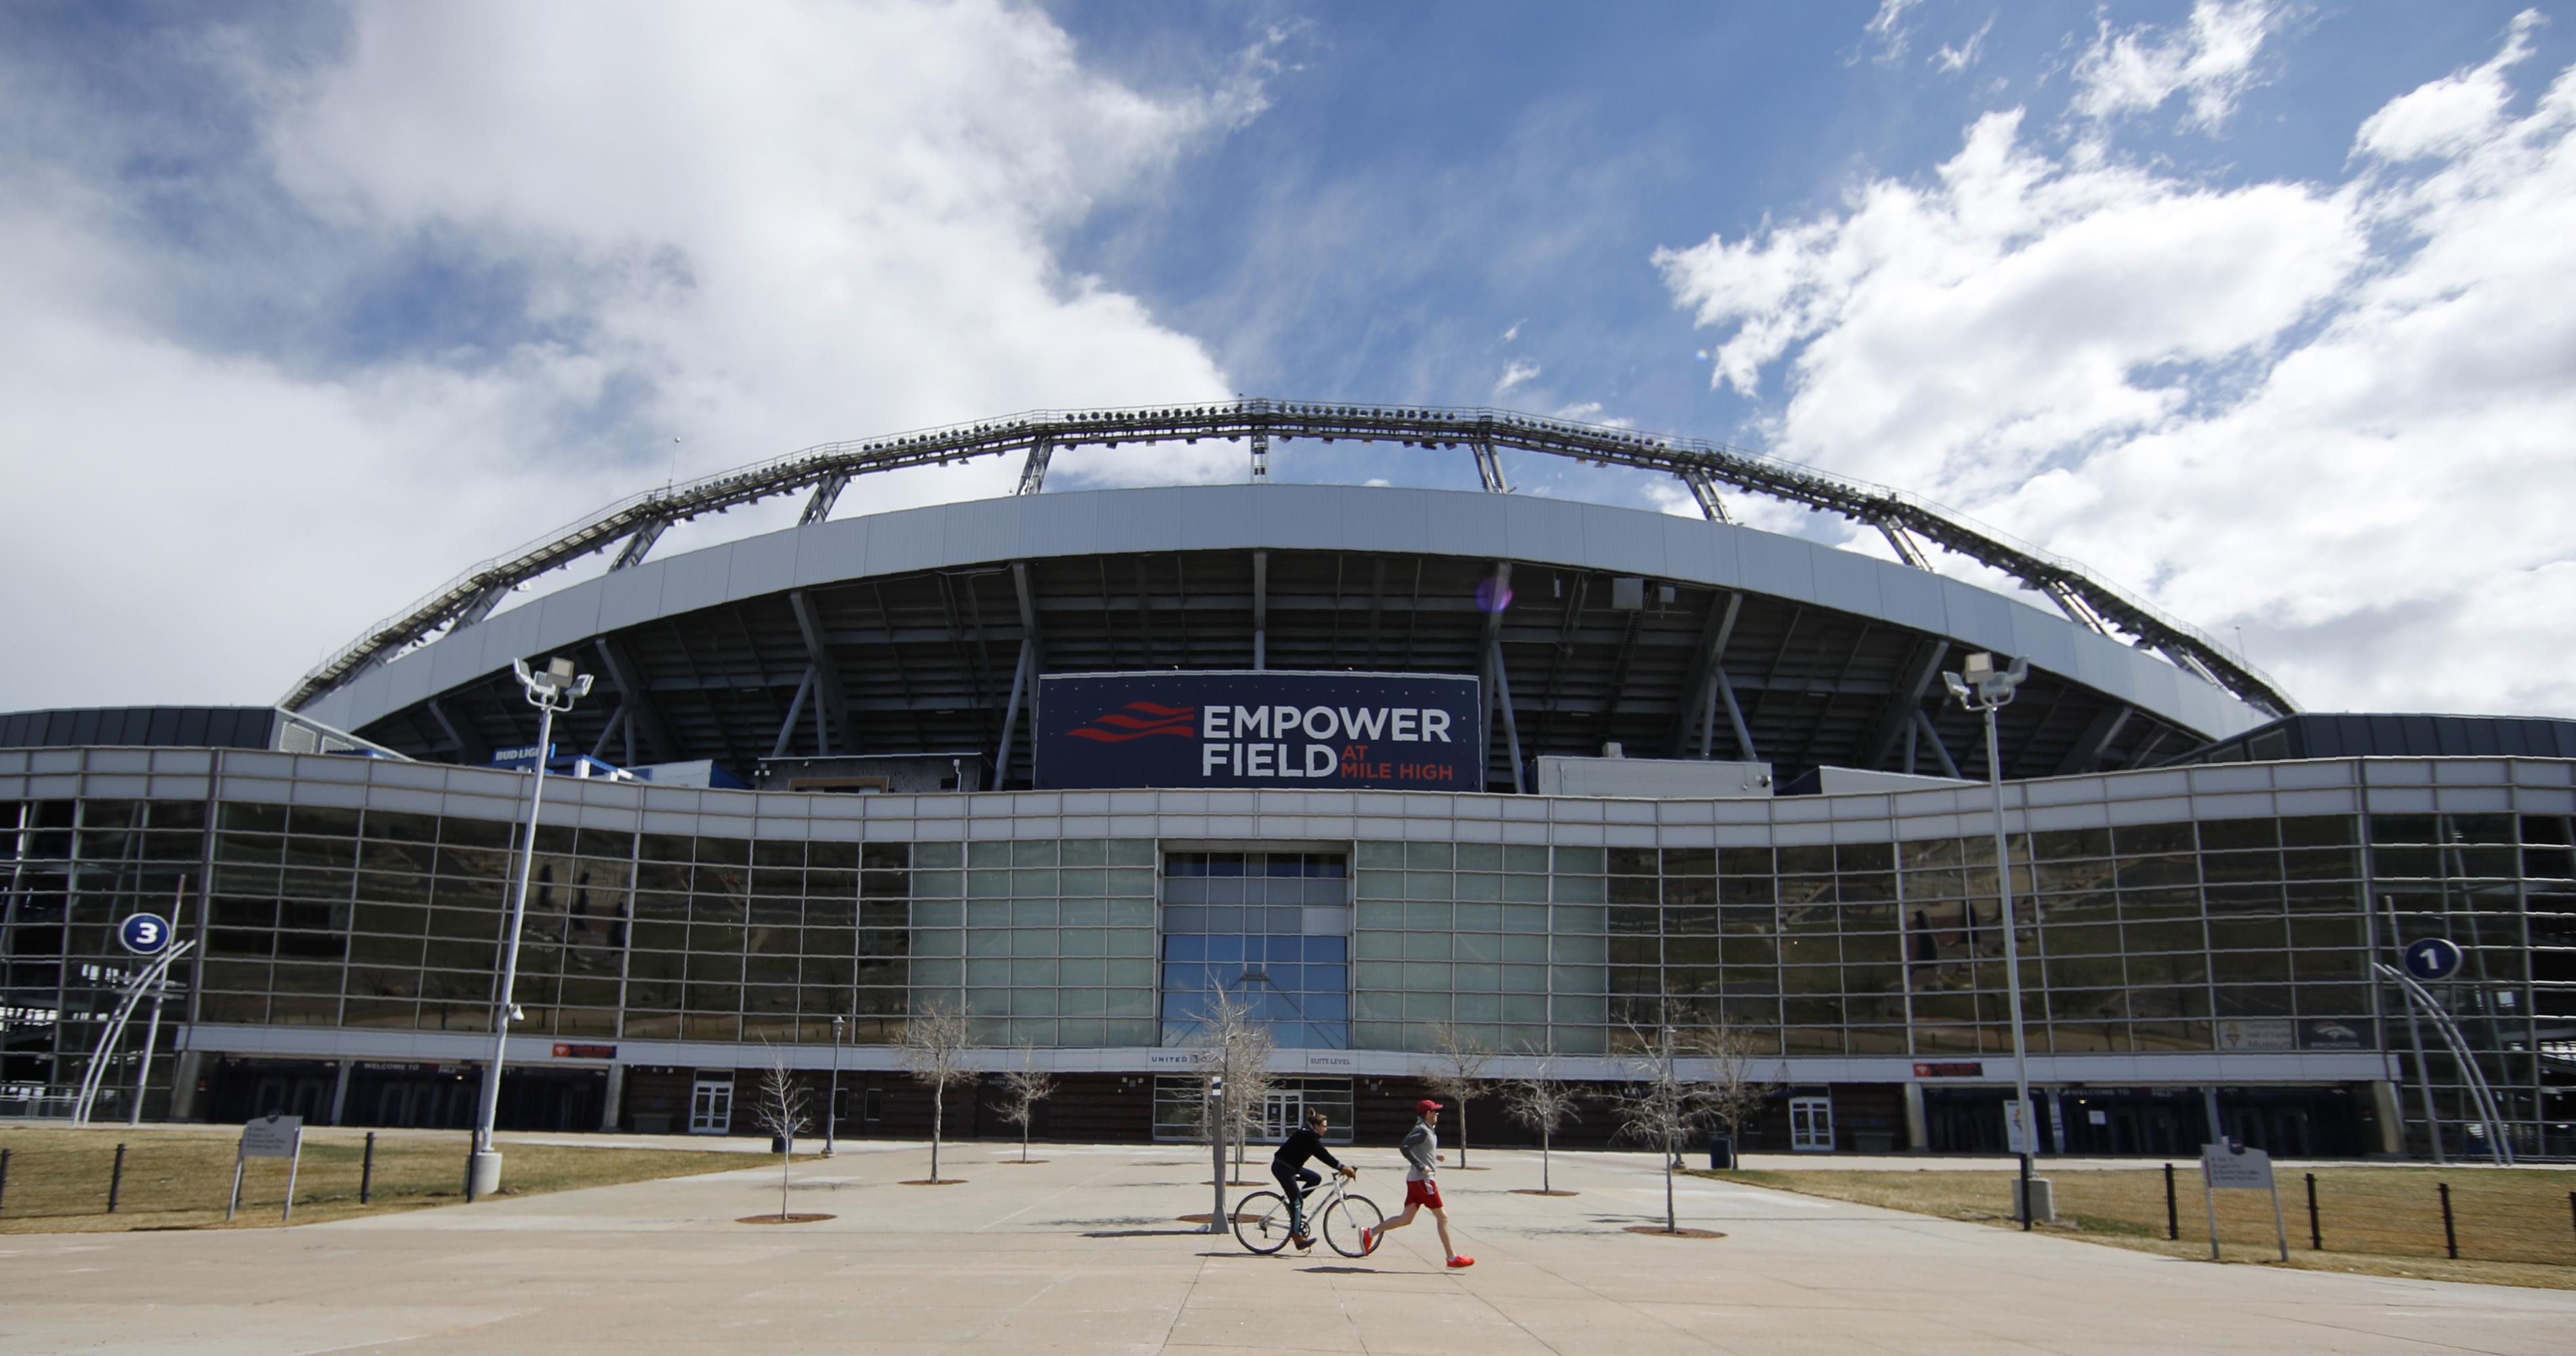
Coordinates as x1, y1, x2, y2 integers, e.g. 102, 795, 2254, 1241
1037, 671, 1483, 791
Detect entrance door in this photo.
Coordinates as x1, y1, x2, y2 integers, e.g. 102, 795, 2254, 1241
1789, 1096, 1835, 1151
1260, 1090, 1304, 1141
689, 1073, 735, 1134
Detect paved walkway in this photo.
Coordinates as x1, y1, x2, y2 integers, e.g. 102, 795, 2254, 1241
0, 1141, 2567, 1355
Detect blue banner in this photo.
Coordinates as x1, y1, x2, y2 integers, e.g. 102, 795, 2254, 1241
1036, 671, 1483, 791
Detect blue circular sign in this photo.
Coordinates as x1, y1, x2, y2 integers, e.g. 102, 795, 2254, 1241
116, 913, 173, 957
2402, 936, 2463, 982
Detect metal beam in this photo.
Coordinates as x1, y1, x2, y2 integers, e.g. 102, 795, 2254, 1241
610, 519, 668, 571
1677, 467, 1731, 523
289, 399, 2295, 719
590, 635, 675, 764
2054, 703, 2134, 776
1014, 437, 1054, 496
1251, 550, 1269, 670
1716, 666, 1757, 763
799, 472, 849, 526
1862, 639, 1950, 770
589, 708, 628, 761
1472, 440, 1509, 493
426, 698, 490, 764
1915, 709, 1963, 778
1487, 636, 1525, 794
1664, 591, 1743, 758
1876, 521, 1931, 570
454, 585, 510, 629
771, 665, 816, 759
788, 590, 852, 756
990, 640, 1033, 791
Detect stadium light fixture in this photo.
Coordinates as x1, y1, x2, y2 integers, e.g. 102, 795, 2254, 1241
1947, 651, 2040, 1226
467, 655, 592, 1200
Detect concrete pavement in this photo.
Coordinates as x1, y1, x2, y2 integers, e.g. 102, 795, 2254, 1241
0, 1140, 2567, 1355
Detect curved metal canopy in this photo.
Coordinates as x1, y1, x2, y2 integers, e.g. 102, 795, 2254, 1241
283, 399, 2295, 717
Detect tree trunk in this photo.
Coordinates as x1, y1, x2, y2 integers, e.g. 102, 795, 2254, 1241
930, 1088, 944, 1182
1664, 1144, 1676, 1233
1022, 1119, 1030, 1163
1541, 1124, 1551, 1193
780, 1133, 792, 1220
1459, 1097, 1470, 1168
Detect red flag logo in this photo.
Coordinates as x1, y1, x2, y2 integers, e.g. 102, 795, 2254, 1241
1065, 702, 1198, 742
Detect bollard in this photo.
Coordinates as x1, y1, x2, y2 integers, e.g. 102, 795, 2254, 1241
2306, 1172, 2320, 1250
2439, 1182, 2457, 1260
0, 1146, 9, 1217
2163, 1162, 2178, 1241
108, 1143, 127, 1214
360, 1132, 376, 1205
2568, 1190, 2574, 1246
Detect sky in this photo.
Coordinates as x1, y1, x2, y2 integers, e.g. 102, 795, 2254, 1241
2, 1, 2571, 724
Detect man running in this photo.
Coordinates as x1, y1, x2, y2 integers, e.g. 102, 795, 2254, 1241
1271, 1107, 1356, 1249
1360, 1098, 1473, 1268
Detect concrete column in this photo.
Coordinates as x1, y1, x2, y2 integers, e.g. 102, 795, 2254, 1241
2368, 1080, 2404, 1156
2047, 1087, 2068, 1155
2202, 1085, 2225, 1146
1901, 1081, 1928, 1152
602, 1064, 627, 1132
168, 1050, 205, 1121
327, 1060, 353, 1126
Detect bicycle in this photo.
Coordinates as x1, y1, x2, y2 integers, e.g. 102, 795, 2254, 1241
1232, 1170, 1384, 1256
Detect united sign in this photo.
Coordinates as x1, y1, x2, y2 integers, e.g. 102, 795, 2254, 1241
1036, 671, 1483, 791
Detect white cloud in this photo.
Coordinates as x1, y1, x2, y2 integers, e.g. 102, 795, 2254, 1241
2070, 0, 2285, 132
0, 1, 1249, 710
1494, 358, 1542, 396
1657, 30, 2576, 719
1859, 0, 1926, 66
1933, 16, 1994, 75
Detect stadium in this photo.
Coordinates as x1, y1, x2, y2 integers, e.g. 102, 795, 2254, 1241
4, 400, 2571, 1159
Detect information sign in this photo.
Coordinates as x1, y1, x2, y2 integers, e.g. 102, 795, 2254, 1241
2402, 937, 2464, 982
115, 913, 173, 957
230, 1113, 305, 1222
2198, 1141, 2288, 1261
2003, 1098, 2039, 1155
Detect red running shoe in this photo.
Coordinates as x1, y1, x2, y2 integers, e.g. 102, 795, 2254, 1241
1359, 1227, 1375, 1254
1446, 1256, 1476, 1269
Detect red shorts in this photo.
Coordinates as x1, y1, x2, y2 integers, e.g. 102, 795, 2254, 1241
1405, 1178, 1444, 1210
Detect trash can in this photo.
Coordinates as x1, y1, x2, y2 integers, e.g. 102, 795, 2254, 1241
1708, 1133, 1735, 1171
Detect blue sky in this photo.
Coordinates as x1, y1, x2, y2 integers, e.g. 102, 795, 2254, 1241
3, 1, 2571, 721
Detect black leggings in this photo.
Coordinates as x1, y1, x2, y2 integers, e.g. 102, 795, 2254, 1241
1273, 1163, 1321, 1232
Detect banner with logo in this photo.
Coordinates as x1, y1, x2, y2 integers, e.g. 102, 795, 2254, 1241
1036, 671, 1483, 792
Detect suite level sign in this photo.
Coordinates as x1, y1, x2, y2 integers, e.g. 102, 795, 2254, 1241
1037, 671, 1483, 792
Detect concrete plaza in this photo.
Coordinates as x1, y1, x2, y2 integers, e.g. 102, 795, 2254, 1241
1, 1137, 2568, 1355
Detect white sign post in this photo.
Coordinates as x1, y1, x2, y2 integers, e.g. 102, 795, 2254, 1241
2199, 1141, 2287, 1262
229, 1113, 304, 1222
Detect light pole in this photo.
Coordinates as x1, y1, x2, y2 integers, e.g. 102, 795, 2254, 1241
468, 656, 592, 1201
826, 1014, 846, 1157
1945, 652, 2038, 1226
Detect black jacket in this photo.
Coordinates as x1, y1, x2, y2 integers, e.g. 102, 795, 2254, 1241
1272, 1126, 1346, 1172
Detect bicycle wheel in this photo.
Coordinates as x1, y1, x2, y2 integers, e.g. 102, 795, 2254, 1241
1323, 1192, 1384, 1257
1232, 1191, 1294, 1254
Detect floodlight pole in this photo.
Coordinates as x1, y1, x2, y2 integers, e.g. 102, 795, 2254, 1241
469, 658, 590, 1201
826, 1014, 845, 1158
1948, 654, 2036, 1227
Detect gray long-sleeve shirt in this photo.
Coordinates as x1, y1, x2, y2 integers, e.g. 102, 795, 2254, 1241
1400, 1120, 1438, 1181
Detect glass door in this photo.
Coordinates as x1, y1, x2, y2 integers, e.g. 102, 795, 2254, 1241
689, 1073, 734, 1134
1789, 1095, 1834, 1151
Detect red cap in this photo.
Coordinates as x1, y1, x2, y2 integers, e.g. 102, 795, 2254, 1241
1416, 1099, 1443, 1114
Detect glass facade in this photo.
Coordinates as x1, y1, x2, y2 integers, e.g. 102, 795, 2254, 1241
1159, 851, 1350, 1049
1, 764, 2570, 1157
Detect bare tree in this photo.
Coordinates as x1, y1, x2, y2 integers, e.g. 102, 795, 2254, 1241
752, 1047, 813, 1220
1502, 1052, 1583, 1194
1194, 989, 1275, 1179
1696, 1022, 1779, 1161
995, 1042, 1059, 1164
1611, 1024, 1776, 1234
895, 999, 977, 1183
1415, 1020, 1497, 1168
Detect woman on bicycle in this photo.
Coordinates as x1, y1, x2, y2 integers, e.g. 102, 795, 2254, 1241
1272, 1108, 1356, 1249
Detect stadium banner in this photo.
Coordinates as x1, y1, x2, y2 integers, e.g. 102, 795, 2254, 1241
1036, 671, 1483, 792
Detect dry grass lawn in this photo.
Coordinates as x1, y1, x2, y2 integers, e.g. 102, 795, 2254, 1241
1699, 1163, 2576, 1291
0, 1125, 761, 1233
